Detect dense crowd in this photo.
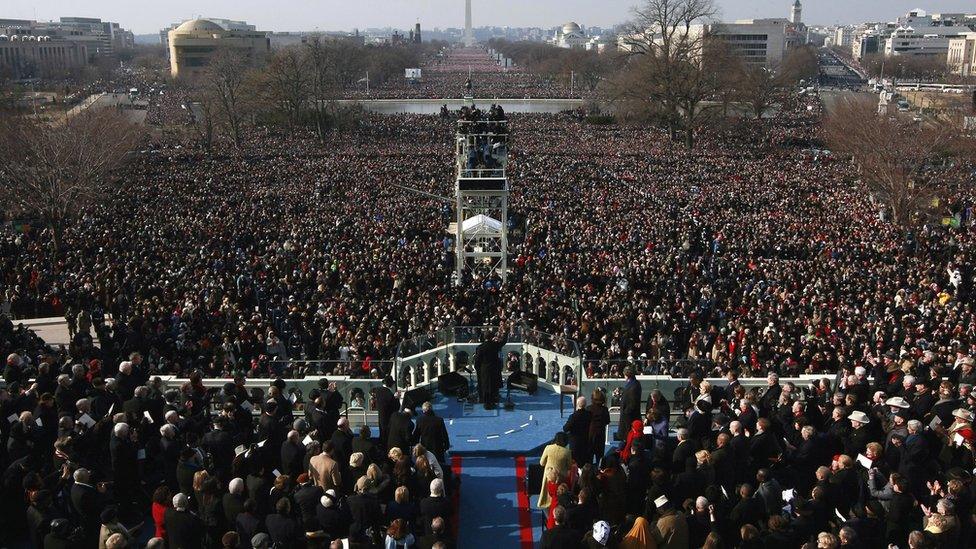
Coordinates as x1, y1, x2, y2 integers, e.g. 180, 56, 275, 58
0, 347, 456, 548
3, 86, 975, 385
539, 357, 976, 548
341, 47, 575, 99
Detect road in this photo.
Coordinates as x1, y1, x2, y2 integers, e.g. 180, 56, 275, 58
819, 89, 874, 115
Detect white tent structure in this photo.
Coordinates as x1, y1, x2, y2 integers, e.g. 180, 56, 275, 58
461, 214, 502, 237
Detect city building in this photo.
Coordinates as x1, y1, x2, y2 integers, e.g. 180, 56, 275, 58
167, 18, 270, 79
550, 22, 588, 49
0, 16, 131, 61
0, 32, 90, 78
160, 18, 256, 50
618, 1, 801, 67
50, 17, 133, 56
872, 9, 975, 58
947, 33, 976, 76
833, 27, 854, 48
789, 0, 802, 25
713, 19, 791, 66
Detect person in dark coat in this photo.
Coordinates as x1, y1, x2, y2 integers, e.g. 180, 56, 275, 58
280, 430, 306, 478
329, 417, 355, 467
201, 416, 236, 483
419, 478, 452, 535
292, 474, 323, 531
265, 498, 300, 547
43, 519, 77, 549
588, 390, 611, 465
352, 425, 382, 467
540, 505, 583, 549
348, 477, 382, 541
475, 333, 506, 410
164, 493, 203, 549
69, 468, 103, 545
374, 378, 398, 448
617, 366, 642, 441
415, 401, 451, 463
750, 418, 782, 473
222, 478, 247, 527
387, 408, 415, 454
316, 489, 347, 539
563, 396, 592, 467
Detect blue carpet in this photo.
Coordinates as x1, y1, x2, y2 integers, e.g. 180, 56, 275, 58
457, 456, 544, 549
438, 390, 569, 456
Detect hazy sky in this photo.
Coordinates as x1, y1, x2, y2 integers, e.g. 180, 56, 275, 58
6, 0, 976, 34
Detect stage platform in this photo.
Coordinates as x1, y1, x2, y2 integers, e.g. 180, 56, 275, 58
436, 388, 569, 457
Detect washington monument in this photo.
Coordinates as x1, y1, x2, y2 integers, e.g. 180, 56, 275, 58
464, 0, 474, 46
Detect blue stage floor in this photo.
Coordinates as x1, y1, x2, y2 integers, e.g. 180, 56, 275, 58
436, 389, 567, 457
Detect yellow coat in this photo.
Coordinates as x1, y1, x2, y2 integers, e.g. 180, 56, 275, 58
537, 443, 572, 508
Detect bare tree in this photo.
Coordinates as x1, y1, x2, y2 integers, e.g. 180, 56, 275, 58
0, 109, 143, 253
777, 46, 819, 86
206, 49, 253, 149
265, 48, 312, 127
185, 84, 218, 153
306, 37, 341, 138
825, 97, 971, 227
618, 0, 717, 143
738, 65, 778, 119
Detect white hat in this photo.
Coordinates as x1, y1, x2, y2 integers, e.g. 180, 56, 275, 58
654, 495, 669, 508
884, 397, 910, 409
854, 366, 867, 376
952, 408, 973, 422
592, 521, 610, 545
849, 411, 871, 424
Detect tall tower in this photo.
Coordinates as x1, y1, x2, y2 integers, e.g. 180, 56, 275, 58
790, 0, 802, 24
464, 0, 475, 46
415, 22, 422, 44
454, 118, 509, 284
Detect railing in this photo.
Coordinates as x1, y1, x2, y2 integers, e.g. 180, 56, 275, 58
268, 359, 395, 378
395, 325, 582, 389
396, 325, 580, 359
456, 119, 509, 134
458, 166, 506, 179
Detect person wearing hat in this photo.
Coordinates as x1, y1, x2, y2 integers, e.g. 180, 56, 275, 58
946, 409, 975, 457
584, 520, 612, 548
44, 519, 77, 549
97, 506, 140, 549
910, 380, 936, 420
652, 494, 689, 548
315, 489, 343, 539
250, 532, 271, 549
292, 472, 323, 532
930, 381, 961, 427
956, 358, 976, 387
844, 410, 880, 457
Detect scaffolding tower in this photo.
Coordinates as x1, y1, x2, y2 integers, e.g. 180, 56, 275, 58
454, 118, 509, 284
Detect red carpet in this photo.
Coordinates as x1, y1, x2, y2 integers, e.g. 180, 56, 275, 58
451, 455, 463, 539
514, 455, 534, 549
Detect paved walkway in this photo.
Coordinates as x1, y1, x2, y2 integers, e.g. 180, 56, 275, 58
15, 316, 73, 347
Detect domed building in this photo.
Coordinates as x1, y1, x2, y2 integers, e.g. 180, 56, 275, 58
168, 18, 269, 79
551, 21, 588, 49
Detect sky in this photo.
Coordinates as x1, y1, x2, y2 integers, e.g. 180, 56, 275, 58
5, 0, 976, 34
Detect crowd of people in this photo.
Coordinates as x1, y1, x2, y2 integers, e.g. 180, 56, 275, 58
0, 351, 456, 548
1, 36, 975, 549
341, 47, 575, 99
2, 78, 975, 385
540, 363, 976, 548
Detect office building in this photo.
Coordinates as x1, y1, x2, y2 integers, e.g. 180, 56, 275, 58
948, 33, 976, 76
168, 18, 270, 79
